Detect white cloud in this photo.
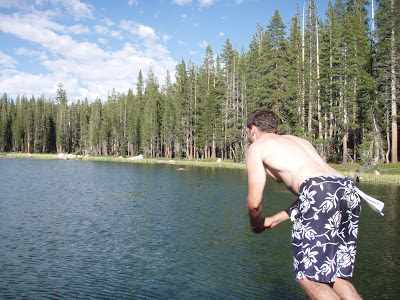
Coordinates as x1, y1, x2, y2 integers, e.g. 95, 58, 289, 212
0, 0, 31, 9
173, 0, 216, 8
67, 24, 90, 35
172, 0, 192, 6
162, 34, 172, 43
0, 0, 16, 8
60, 0, 94, 19
128, 0, 138, 6
218, 32, 224, 37
120, 20, 159, 42
0, 71, 58, 99
0, 11, 177, 102
95, 25, 109, 35
0, 0, 94, 18
137, 24, 158, 40
97, 37, 108, 44
15, 47, 48, 60
199, 0, 214, 7
0, 51, 17, 68
199, 40, 208, 48
103, 18, 114, 27
0, 14, 104, 62
110, 30, 123, 39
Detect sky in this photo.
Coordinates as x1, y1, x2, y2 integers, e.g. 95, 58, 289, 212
0, 0, 331, 103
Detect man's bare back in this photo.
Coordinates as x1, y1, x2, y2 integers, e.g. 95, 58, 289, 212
247, 131, 342, 195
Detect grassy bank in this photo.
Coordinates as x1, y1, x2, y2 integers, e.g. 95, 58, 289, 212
1, 153, 246, 169
2, 153, 399, 184
330, 162, 400, 184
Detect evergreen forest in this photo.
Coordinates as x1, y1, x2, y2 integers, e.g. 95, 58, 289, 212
0, 0, 399, 164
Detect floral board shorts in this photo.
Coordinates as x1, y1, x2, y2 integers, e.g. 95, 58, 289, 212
290, 176, 362, 283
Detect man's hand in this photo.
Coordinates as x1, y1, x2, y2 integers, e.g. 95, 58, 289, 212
264, 217, 275, 228
264, 211, 290, 229
250, 211, 291, 233
251, 217, 266, 233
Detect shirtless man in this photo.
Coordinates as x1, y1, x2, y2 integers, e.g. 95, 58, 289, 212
245, 109, 363, 300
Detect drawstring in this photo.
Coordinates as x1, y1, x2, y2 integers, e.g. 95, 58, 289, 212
354, 187, 385, 216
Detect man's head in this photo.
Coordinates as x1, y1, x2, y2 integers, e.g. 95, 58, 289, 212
246, 109, 278, 133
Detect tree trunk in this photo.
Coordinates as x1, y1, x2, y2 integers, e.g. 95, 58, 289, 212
391, 0, 398, 163
342, 77, 348, 164
316, 21, 322, 140
301, 3, 306, 131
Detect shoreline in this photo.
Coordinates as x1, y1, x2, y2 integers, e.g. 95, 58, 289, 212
2, 152, 400, 184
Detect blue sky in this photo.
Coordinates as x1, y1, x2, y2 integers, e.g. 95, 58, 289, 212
0, 0, 331, 102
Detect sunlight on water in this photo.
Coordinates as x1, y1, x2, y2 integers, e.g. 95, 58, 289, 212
0, 158, 398, 299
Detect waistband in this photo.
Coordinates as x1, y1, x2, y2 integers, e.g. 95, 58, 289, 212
299, 175, 348, 194
299, 175, 384, 216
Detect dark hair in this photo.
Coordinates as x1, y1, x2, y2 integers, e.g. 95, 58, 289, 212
247, 109, 278, 133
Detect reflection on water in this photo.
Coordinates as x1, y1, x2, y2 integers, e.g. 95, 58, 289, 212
352, 183, 400, 299
0, 158, 398, 299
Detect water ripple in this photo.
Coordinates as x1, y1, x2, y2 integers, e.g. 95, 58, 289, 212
0, 159, 398, 299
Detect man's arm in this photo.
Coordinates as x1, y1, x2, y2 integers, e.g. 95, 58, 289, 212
264, 210, 290, 228
264, 198, 298, 228
246, 145, 267, 233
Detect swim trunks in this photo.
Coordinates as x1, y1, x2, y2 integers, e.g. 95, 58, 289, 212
290, 176, 362, 283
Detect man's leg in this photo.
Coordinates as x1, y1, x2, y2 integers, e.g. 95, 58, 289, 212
297, 278, 341, 300
297, 277, 363, 300
332, 278, 362, 300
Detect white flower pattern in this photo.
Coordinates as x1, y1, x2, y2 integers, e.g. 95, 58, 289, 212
324, 211, 342, 238
302, 248, 319, 269
299, 188, 316, 214
292, 176, 362, 283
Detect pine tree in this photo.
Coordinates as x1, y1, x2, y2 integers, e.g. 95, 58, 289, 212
304, 0, 319, 137
88, 99, 102, 155
79, 98, 90, 155
196, 46, 215, 158
376, 0, 400, 163
22, 96, 35, 153
286, 6, 304, 135
237, 48, 248, 160
267, 9, 288, 114
12, 96, 23, 152
0, 93, 12, 152
126, 88, 137, 156
136, 70, 144, 154
245, 24, 264, 113
161, 71, 176, 158
141, 67, 160, 158
56, 83, 68, 153
341, 0, 375, 163
221, 38, 242, 159
174, 59, 189, 158
320, 0, 341, 159
187, 59, 198, 159
46, 98, 57, 153
33, 95, 45, 153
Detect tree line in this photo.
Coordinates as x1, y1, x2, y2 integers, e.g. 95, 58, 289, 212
0, 0, 399, 164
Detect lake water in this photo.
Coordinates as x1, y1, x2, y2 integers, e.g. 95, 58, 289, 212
0, 158, 399, 299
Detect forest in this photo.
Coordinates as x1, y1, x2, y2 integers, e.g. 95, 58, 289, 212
0, 0, 399, 164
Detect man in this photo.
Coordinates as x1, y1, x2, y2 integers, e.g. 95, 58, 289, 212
245, 109, 384, 300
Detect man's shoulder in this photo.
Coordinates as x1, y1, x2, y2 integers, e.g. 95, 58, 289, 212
257, 133, 299, 147
249, 133, 306, 157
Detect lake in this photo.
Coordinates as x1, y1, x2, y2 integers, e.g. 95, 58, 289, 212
0, 158, 399, 299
